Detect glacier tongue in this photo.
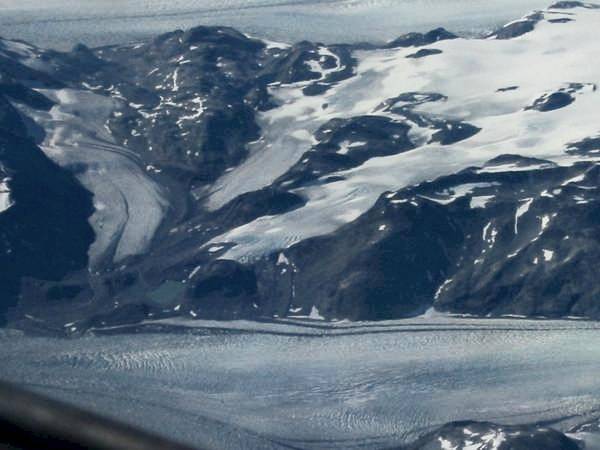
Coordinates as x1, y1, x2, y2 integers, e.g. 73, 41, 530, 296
209, 4, 600, 261
19, 88, 168, 267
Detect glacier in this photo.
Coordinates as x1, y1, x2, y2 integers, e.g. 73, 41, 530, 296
19, 88, 169, 267
208, 3, 600, 261
1, 318, 600, 449
0, 0, 553, 50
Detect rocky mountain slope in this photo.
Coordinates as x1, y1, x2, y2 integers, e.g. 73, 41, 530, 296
2, 1, 600, 332
402, 421, 583, 450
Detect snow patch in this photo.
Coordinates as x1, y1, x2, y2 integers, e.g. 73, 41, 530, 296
0, 177, 13, 213
543, 249, 554, 262
514, 198, 534, 234
277, 252, 290, 265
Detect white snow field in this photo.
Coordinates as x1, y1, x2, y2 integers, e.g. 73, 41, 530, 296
19, 89, 168, 266
208, 4, 600, 261
1, 318, 600, 449
0, 0, 551, 51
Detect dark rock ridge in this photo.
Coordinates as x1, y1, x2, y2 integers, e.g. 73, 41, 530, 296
406, 48, 443, 59
1, 2, 600, 332
526, 83, 595, 112
398, 421, 582, 450
274, 116, 415, 189
490, 12, 545, 39
385, 28, 457, 49
0, 101, 94, 326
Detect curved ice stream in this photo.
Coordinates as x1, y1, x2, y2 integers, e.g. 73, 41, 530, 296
21, 89, 168, 267
1, 317, 600, 449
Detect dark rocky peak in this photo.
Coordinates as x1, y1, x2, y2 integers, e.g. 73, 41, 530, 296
274, 115, 414, 189
0, 95, 28, 138
0, 81, 54, 111
490, 11, 544, 39
262, 41, 334, 83
376, 91, 447, 112
483, 154, 557, 170
566, 136, 600, 155
497, 85, 519, 92
207, 187, 305, 231
528, 91, 574, 111
0, 37, 38, 61
385, 27, 457, 49
182, 25, 265, 52
0, 49, 63, 89
550, 1, 600, 9
375, 92, 480, 145
430, 120, 480, 145
406, 48, 443, 59
526, 83, 594, 112
258, 40, 356, 96
71, 42, 94, 56
143, 25, 265, 65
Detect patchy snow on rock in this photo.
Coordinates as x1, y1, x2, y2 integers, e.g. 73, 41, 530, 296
176, 97, 205, 127
438, 437, 458, 450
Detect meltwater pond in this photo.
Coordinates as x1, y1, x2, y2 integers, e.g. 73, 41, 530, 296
1, 317, 600, 449
1, 0, 552, 50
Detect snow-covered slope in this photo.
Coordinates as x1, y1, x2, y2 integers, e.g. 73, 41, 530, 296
209, 2, 600, 260
2, 2, 600, 330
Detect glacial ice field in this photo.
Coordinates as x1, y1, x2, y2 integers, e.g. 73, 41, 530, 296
208, 3, 600, 260
0, 0, 551, 50
2, 318, 600, 449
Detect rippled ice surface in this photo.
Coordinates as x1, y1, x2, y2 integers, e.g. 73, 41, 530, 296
1, 0, 552, 50
1, 318, 600, 449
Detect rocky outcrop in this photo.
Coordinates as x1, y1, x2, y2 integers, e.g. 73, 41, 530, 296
400, 421, 581, 450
